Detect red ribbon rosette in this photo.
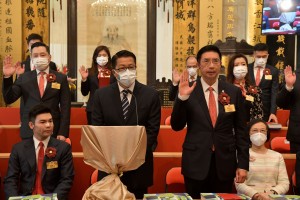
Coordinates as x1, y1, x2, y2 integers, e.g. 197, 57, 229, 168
45, 147, 57, 158
46, 73, 56, 83
248, 85, 258, 95
218, 90, 230, 105
263, 68, 271, 75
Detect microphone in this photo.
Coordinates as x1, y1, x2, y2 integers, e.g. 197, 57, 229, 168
128, 90, 139, 126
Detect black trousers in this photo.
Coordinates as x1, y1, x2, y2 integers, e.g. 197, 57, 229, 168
184, 153, 234, 199
290, 141, 300, 153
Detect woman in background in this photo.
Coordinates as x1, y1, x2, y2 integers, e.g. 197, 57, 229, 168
227, 54, 263, 122
235, 119, 289, 200
79, 45, 114, 124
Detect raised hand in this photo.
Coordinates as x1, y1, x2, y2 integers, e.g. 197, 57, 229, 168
178, 70, 196, 96
16, 63, 25, 76
3, 55, 16, 77
79, 65, 88, 81
284, 65, 296, 88
172, 68, 181, 85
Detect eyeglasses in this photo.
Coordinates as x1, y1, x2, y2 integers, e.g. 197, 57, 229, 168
200, 58, 220, 66
114, 65, 136, 72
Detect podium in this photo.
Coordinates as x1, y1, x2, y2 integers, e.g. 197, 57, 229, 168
80, 125, 147, 200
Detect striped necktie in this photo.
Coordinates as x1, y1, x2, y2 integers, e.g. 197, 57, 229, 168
121, 90, 129, 120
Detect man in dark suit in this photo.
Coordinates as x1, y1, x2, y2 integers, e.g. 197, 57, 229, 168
277, 65, 300, 153
169, 56, 198, 101
92, 50, 161, 198
2, 42, 70, 140
248, 43, 279, 123
22, 33, 57, 72
171, 45, 249, 199
4, 104, 74, 200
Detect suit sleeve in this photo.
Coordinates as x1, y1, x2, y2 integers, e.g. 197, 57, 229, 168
276, 83, 293, 109
234, 89, 249, 171
270, 68, 279, 114
2, 76, 22, 105
58, 75, 71, 137
171, 97, 187, 131
53, 143, 75, 199
4, 146, 21, 199
92, 89, 105, 125
81, 77, 90, 96
168, 84, 178, 101
145, 91, 161, 151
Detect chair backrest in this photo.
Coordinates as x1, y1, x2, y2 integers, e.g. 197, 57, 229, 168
165, 167, 184, 192
270, 137, 290, 153
165, 116, 171, 125
90, 170, 98, 185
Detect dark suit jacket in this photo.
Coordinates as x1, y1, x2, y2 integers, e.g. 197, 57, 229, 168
81, 72, 116, 113
92, 81, 161, 188
2, 70, 71, 139
4, 137, 75, 200
171, 78, 249, 181
22, 56, 57, 72
277, 68, 300, 143
248, 63, 279, 121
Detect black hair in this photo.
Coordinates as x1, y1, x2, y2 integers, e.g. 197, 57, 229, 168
111, 50, 136, 69
196, 45, 222, 62
31, 42, 50, 54
247, 118, 270, 142
253, 43, 269, 52
27, 33, 43, 44
227, 53, 253, 85
89, 45, 112, 76
29, 104, 52, 123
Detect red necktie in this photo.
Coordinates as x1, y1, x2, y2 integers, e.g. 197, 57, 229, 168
208, 87, 217, 127
255, 66, 261, 86
39, 72, 45, 97
33, 142, 45, 194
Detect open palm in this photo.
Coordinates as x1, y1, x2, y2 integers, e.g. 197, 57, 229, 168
3, 55, 16, 77
179, 70, 196, 96
79, 65, 89, 80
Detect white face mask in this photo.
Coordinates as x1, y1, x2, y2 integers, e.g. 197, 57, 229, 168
233, 65, 248, 80
116, 69, 137, 88
187, 67, 197, 77
96, 56, 108, 67
32, 57, 49, 71
250, 132, 267, 147
255, 57, 267, 67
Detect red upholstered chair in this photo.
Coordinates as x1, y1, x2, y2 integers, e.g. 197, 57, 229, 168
65, 138, 72, 145
165, 167, 184, 192
165, 116, 171, 125
292, 171, 297, 194
273, 21, 280, 29
293, 21, 300, 27
270, 137, 290, 153
90, 169, 98, 185
297, 11, 300, 16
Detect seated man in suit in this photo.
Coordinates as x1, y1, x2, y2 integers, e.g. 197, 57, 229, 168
22, 33, 57, 72
92, 50, 161, 198
4, 104, 74, 200
169, 56, 198, 101
2, 42, 71, 140
171, 45, 249, 199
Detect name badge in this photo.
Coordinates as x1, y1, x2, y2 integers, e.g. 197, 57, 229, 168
224, 104, 236, 112
246, 95, 254, 102
265, 75, 272, 80
46, 161, 58, 169
51, 82, 61, 89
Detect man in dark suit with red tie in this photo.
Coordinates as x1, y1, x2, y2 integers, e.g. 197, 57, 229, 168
4, 104, 74, 200
92, 50, 161, 198
2, 42, 70, 140
171, 45, 249, 199
248, 43, 279, 123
